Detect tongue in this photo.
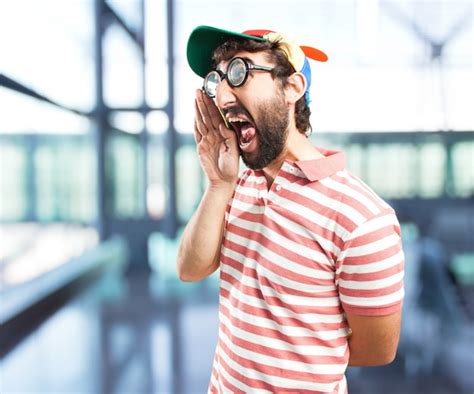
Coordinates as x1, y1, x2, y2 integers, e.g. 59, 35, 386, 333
240, 123, 256, 143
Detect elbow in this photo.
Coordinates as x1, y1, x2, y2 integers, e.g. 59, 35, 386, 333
376, 338, 400, 366
379, 349, 397, 366
176, 248, 198, 282
177, 267, 189, 282
348, 341, 399, 367
176, 257, 211, 282
369, 351, 397, 366
349, 349, 398, 367
176, 260, 198, 282
177, 269, 199, 282
176, 248, 219, 282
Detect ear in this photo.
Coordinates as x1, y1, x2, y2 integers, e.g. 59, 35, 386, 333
284, 72, 306, 105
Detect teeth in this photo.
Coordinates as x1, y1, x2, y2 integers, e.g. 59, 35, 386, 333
227, 117, 247, 123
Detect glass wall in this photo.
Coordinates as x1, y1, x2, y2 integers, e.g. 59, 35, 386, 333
174, 0, 473, 133
0, 0, 96, 112
1, 0, 473, 280
152, 0, 473, 281
0, 0, 97, 224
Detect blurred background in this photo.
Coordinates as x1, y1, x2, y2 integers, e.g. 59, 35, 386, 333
0, 0, 473, 393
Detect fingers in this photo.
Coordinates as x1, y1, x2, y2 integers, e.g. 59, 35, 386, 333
218, 123, 234, 139
197, 90, 219, 130
194, 120, 202, 144
195, 89, 224, 134
219, 124, 237, 150
194, 98, 209, 138
201, 91, 224, 129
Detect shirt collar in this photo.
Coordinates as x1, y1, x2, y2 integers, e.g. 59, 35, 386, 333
293, 147, 346, 182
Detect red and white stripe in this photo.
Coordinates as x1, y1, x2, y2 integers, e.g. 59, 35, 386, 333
209, 152, 404, 393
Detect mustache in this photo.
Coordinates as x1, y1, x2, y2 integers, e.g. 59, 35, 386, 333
222, 105, 252, 120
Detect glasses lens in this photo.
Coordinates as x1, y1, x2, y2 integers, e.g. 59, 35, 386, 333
228, 58, 247, 87
204, 71, 221, 97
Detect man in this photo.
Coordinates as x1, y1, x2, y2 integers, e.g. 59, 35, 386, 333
177, 25, 404, 393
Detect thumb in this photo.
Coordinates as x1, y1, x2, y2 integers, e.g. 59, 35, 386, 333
219, 124, 238, 149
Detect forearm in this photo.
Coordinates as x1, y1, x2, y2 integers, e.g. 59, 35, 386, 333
177, 184, 234, 282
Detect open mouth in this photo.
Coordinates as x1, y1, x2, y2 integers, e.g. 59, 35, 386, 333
227, 116, 257, 150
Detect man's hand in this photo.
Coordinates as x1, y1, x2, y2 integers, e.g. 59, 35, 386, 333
194, 89, 239, 189
176, 90, 240, 282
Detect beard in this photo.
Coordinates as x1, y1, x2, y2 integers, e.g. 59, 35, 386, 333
240, 94, 290, 170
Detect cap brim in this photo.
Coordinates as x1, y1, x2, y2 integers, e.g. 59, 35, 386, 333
186, 25, 265, 78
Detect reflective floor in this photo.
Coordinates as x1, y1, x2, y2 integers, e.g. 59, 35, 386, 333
0, 269, 472, 394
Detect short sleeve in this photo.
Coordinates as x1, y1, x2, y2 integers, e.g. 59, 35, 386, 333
336, 209, 405, 316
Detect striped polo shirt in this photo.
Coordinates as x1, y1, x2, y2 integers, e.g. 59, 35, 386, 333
209, 147, 405, 393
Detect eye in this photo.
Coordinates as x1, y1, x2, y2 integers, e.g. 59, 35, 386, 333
204, 71, 221, 97
228, 59, 247, 86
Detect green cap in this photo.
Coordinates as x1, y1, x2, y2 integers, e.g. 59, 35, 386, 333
186, 25, 266, 78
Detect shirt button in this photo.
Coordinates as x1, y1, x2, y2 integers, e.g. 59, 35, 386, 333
276, 185, 282, 191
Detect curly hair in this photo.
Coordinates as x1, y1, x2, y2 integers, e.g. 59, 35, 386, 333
212, 38, 312, 135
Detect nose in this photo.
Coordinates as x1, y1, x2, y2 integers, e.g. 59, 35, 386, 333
215, 78, 237, 109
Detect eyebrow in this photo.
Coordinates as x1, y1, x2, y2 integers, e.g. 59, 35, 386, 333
240, 56, 255, 64
216, 56, 256, 72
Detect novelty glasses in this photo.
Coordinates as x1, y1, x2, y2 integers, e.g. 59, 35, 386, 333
203, 57, 274, 98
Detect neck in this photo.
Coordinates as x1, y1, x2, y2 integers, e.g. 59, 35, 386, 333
262, 127, 324, 185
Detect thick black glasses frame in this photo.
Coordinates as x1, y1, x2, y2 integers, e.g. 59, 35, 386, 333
203, 57, 274, 98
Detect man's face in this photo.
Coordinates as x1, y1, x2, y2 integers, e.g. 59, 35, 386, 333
215, 51, 290, 170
